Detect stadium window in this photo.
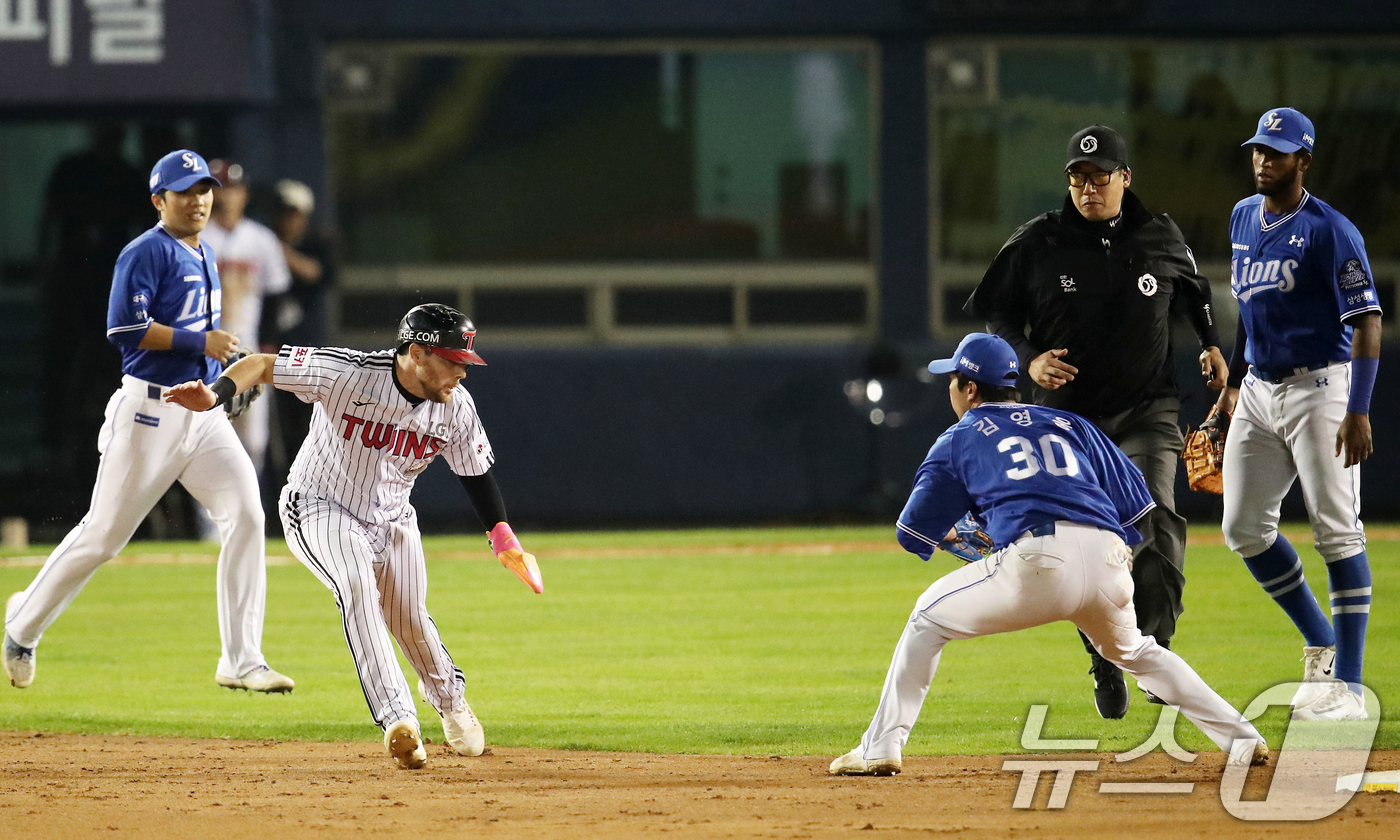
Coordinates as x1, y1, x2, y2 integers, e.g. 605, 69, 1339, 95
325, 42, 878, 344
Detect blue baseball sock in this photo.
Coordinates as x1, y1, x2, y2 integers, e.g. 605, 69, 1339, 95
1327, 551, 1371, 695
1242, 536, 1335, 648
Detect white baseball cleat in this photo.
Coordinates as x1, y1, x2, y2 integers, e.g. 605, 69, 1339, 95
829, 748, 902, 776
418, 679, 486, 756
3, 592, 34, 689
1290, 645, 1336, 710
3, 634, 34, 689
1227, 740, 1270, 767
1291, 681, 1368, 721
216, 665, 295, 693
385, 719, 428, 770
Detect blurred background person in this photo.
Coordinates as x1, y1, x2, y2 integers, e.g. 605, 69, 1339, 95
268, 179, 337, 493
38, 123, 149, 491
201, 159, 292, 478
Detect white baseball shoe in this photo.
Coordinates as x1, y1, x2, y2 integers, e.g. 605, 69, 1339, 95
1290, 645, 1336, 710
1291, 681, 1368, 721
1227, 739, 1270, 767
829, 748, 901, 776
385, 719, 427, 770
3, 634, 34, 689
417, 679, 486, 756
3, 592, 34, 689
216, 665, 295, 693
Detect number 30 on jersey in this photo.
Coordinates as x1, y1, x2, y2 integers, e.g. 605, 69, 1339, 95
997, 434, 1080, 480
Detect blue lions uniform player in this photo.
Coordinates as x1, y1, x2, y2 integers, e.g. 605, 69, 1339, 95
831, 333, 1266, 776
1213, 108, 1380, 721
3, 150, 293, 694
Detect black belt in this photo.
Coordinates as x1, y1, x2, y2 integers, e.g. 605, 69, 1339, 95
1249, 362, 1335, 384
1027, 522, 1056, 538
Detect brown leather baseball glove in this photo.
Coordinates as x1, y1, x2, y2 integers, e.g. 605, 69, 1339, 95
1183, 406, 1230, 494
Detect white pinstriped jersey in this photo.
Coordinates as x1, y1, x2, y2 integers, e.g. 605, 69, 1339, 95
274, 346, 494, 526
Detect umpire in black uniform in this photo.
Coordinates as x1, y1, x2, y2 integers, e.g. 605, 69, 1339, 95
965, 125, 1228, 718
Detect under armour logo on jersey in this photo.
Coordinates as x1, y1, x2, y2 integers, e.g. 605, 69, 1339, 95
1289, 235, 1305, 247
1317, 378, 1329, 387
1009, 409, 1033, 427
1080, 135, 1098, 153
181, 152, 201, 170
1137, 273, 1158, 296
1265, 111, 1283, 131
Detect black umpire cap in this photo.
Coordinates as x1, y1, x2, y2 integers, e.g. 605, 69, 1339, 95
1066, 125, 1128, 172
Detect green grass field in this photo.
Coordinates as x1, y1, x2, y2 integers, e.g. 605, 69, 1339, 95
0, 525, 1394, 756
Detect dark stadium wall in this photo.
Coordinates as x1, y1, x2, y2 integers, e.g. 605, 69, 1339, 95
403, 343, 1400, 530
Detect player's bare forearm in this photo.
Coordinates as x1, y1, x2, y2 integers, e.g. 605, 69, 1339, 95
137, 322, 241, 363
137, 322, 174, 351
163, 354, 274, 412
1215, 386, 1239, 415
1349, 312, 1382, 359
223, 352, 277, 389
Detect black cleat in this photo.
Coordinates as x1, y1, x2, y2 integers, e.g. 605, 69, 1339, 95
1090, 653, 1128, 719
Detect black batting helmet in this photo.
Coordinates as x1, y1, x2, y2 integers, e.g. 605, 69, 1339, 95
396, 303, 486, 366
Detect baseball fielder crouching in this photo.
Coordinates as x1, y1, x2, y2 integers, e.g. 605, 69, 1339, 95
165, 304, 542, 770
831, 334, 1266, 776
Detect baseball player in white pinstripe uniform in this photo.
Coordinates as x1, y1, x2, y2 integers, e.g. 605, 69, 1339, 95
165, 303, 543, 769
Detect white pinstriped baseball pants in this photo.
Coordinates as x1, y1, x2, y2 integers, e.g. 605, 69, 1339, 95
279, 487, 466, 729
856, 523, 1262, 761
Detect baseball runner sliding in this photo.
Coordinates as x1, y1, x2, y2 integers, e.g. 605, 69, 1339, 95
165, 303, 542, 770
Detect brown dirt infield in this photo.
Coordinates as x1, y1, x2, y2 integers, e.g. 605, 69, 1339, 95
1, 733, 1396, 839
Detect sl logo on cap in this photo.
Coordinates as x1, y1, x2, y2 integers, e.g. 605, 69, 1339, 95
182, 152, 201, 170
1265, 111, 1283, 131
1080, 135, 1098, 153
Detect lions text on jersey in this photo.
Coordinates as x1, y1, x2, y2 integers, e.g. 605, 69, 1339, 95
1230, 191, 1382, 371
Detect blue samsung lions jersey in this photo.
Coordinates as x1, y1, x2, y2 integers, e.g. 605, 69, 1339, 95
896, 403, 1154, 559
1230, 192, 1382, 370
105, 223, 223, 386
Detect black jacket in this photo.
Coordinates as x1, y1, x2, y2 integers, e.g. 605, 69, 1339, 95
965, 189, 1220, 420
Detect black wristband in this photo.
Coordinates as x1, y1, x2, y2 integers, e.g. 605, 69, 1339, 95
210, 376, 237, 409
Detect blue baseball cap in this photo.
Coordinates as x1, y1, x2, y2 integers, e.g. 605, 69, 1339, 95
148, 149, 221, 194
927, 333, 1020, 388
1241, 108, 1315, 155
